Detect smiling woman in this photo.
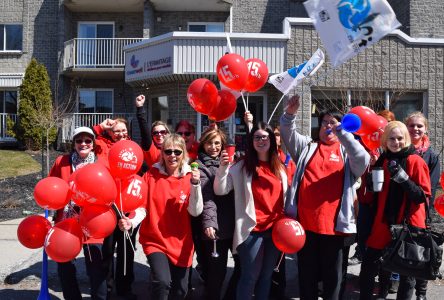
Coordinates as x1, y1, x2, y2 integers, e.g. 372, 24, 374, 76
0, 150, 41, 179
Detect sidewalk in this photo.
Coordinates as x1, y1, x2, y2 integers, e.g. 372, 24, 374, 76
1, 217, 444, 299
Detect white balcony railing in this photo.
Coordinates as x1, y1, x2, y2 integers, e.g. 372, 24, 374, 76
64, 38, 144, 70
0, 113, 17, 140
61, 113, 136, 143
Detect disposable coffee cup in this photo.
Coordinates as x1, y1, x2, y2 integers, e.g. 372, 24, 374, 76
225, 144, 236, 163
372, 168, 384, 192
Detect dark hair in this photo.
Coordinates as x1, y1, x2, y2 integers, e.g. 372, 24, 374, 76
198, 128, 227, 155
317, 109, 343, 140
243, 122, 284, 179
175, 120, 195, 133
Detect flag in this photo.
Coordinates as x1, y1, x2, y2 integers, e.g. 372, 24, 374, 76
268, 49, 325, 95
304, 0, 400, 67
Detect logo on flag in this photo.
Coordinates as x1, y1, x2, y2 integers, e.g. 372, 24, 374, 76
304, 0, 400, 67
268, 49, 325, 95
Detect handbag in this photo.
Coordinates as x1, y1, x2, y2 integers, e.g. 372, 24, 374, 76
380, 200, 444, 280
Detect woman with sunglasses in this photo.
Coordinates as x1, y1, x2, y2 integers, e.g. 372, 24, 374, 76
194, 128, 240, 300
135, 94, 171, 168
138, 134, 203, 299
214, 122, 287, 300
175, 120, 199, 161
50, 127, 108, 300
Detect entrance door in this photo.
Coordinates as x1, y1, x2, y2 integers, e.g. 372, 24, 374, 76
77, 23, 114, 67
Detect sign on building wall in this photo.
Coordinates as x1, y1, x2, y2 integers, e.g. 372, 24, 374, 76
125, 44, 173, 82
304, 0, 401, 67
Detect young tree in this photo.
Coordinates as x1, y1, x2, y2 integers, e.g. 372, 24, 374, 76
16, 58, 57, 150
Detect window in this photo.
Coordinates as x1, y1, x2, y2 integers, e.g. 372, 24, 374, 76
0, 24, 23, 51
77, 22, 114, 67
0, 90, 17, 113
188, 22, 224, 32
149, 96, 169, 125
390, 92, 423, 121
78, 89, 113, 113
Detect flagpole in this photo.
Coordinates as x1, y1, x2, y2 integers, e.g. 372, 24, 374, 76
267, 94, 286, 124
37, 209, 51, 300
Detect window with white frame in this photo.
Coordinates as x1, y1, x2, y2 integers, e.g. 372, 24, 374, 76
0, 90, 17, 113
188, 22, 224, 32
78, 89, 113, 113
0, 24, 23, 51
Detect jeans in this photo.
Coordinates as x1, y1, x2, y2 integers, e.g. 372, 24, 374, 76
298, 231, 344, 300
236, 230, 280, 300
147, 252, 189, 300
102, 223, 139, 295
57, 244, 107, 300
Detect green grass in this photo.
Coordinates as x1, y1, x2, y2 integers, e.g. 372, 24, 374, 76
0, 150, 41, 179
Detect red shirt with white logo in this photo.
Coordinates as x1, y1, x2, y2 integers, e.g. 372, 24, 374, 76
139, 167, 194, 267
298, 142, 345, 235
252, 161, 284, 232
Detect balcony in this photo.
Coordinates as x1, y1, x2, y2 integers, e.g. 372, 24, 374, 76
63, 38, 145, 78
64, 0, 144, 13
60, 113, 136, 143
124, 31, 288, 86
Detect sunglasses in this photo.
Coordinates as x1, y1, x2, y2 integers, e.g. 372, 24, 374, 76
75, 138, 93, 145
152, 130, 167, 136
163, 149, 183, 156
177, 131, 192, 137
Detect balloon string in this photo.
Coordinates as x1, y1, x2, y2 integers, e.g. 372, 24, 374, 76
267, 94, 286, 124
246, 93, 249, 111
240, 92, 248, 111
112, 202, 136, 253
120, 180, 127, 277
274, 252, 285, 272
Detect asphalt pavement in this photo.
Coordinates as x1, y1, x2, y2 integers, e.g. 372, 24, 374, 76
1, 217, 443, 299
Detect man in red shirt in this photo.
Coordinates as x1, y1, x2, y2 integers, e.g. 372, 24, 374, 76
280, 95, 370, 300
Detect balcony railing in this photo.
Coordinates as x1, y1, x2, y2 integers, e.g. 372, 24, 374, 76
64, 38, 144, 70
61, 113, 136, 143
0, 113, 17, 140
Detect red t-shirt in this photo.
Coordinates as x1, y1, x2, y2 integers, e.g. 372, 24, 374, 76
298, 142, 345, 235
139, 167, 194, 267
143, 143, 161, 168
252, 161, 284, 232
366, 155, 431, 250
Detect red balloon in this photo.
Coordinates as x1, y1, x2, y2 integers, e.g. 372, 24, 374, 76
349, 106, 377, 136
361, 128, 384, 151
187, 78, 218, 115
115, 175, 147, 212
45, 218, 83, 263
74, 163, 117, 206
216, 53, 248, 91
272, 218, 306, 253
79, 205, 117, 239
243, 58, 269, 92
434, 195, 444, 217
17, 215, 52, 249
34, 177, 71, 210
68, 171, 89, 206
208, 90, 237, 122
109, 140, 144, 179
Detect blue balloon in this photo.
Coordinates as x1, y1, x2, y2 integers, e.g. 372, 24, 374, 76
341, 113, 361, 132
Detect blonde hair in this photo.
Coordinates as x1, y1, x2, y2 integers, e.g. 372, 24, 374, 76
380, 121, 411, 151
405, 111, 428, 130
160, 134, 189, 170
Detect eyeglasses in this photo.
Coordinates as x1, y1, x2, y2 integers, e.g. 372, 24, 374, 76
163, 149, 183, 156
177, 131, 192, 137
152, 130, 167, 136
75, 138, 93, 145
253, 135, 270, 142
321, 120, 337, 127
113, 129, 128, 135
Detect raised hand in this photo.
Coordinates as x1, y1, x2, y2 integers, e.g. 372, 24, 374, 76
100, 118, 115, 130
135, 94, 146, 108
219, 150, 230, 166
285, 95, 301, 115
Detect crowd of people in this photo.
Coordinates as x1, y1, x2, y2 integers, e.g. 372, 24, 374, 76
49, 93, 440, 300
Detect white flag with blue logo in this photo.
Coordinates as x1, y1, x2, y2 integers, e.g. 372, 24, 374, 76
268, 48, 325, 95
304, 0, 400, 68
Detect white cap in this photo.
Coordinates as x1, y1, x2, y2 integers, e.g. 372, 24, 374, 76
72, 126, 95, 140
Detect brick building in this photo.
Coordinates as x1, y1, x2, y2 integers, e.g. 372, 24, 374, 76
0, 0, 443, 164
